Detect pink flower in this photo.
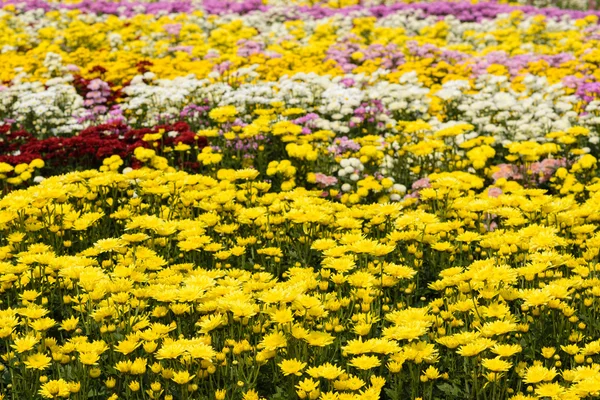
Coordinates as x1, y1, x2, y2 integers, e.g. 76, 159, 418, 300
486, 221, 498, 232
487, 187, 503, 198
215, 61, 232, 74
87, 79, 103, 91
530, 158, 567, 183
169, 45, 193, 54
163, 23, 182, 36
403, 192, 420, 200
411, 178, 431, 190
492, 164, 522, 181
315, 173, 338, 187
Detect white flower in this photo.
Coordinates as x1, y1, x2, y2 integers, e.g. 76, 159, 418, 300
349, 158, 361, 167
392, 184, 407, 194
493, 92, 516, 110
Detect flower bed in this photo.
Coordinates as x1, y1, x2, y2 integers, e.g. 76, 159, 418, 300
2, 1, 600, 400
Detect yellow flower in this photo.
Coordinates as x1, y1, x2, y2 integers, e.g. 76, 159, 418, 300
143, 341, 158, 354
534, 382, 565, 398
541, 347, 556, 359
269, 308, 294, 325
60, 316, 79, 332
114, 340, 141, 355
296, 377, 319, 393
258, 331, 287, 351
524, 365, 558, 384
11, 334, 38, 353
421, 366, 442, 380
39, 379, 71, 399
130, 358, 147, 375
79, 352, 99, 366
234, 168, 260, 180
402, 341, 439, 364
491, 344, 522, 358
172, 370, 195, 385
349, 355, 381, 370
128, 381, 140, 392
242, 389, 261, 400
196, 314, 225, 334
278, 358, 307, 376
20, 289, 40, 302
155, 341, 186, 360
114, 360, 132, 374
306, 363, 344, 380
187, 342, 216, 360
482, 357, 512, 373
304, 331, 335, 347
560, 344, 580, 355
68, 382, 80, 393
209, 106, 237, 123
457, 338, 496, 357
24, 353, 52, 370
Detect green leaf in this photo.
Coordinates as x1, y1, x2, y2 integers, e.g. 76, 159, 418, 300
269, 386, 289, 400
383, 387, 401, 400
437, 382, 464, 398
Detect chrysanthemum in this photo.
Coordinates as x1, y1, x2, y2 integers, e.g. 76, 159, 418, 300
524, 365, 558, 384
11, 334, 38, 353
349, 355, 381, 370
39, 379, 71, 399
24, 353, 52, 370
482, 357, 512, 373
278, 358, 307, 376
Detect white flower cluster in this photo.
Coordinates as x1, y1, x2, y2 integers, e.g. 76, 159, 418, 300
116, 70, 431, 133
512, 0, 588, 11
336, 156, 406, 201
0, 67, 593, 144
438, 74, 583, 143
338, 157, 365, 182
120, 73, 209, 126
581, 101, 600, 144
1, 74, 85, 136
43, 52, 66, 78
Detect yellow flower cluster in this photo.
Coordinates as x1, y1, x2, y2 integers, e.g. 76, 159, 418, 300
0, 159, 44, 186
0, 6, 598, 86
0, 135, 599, 398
